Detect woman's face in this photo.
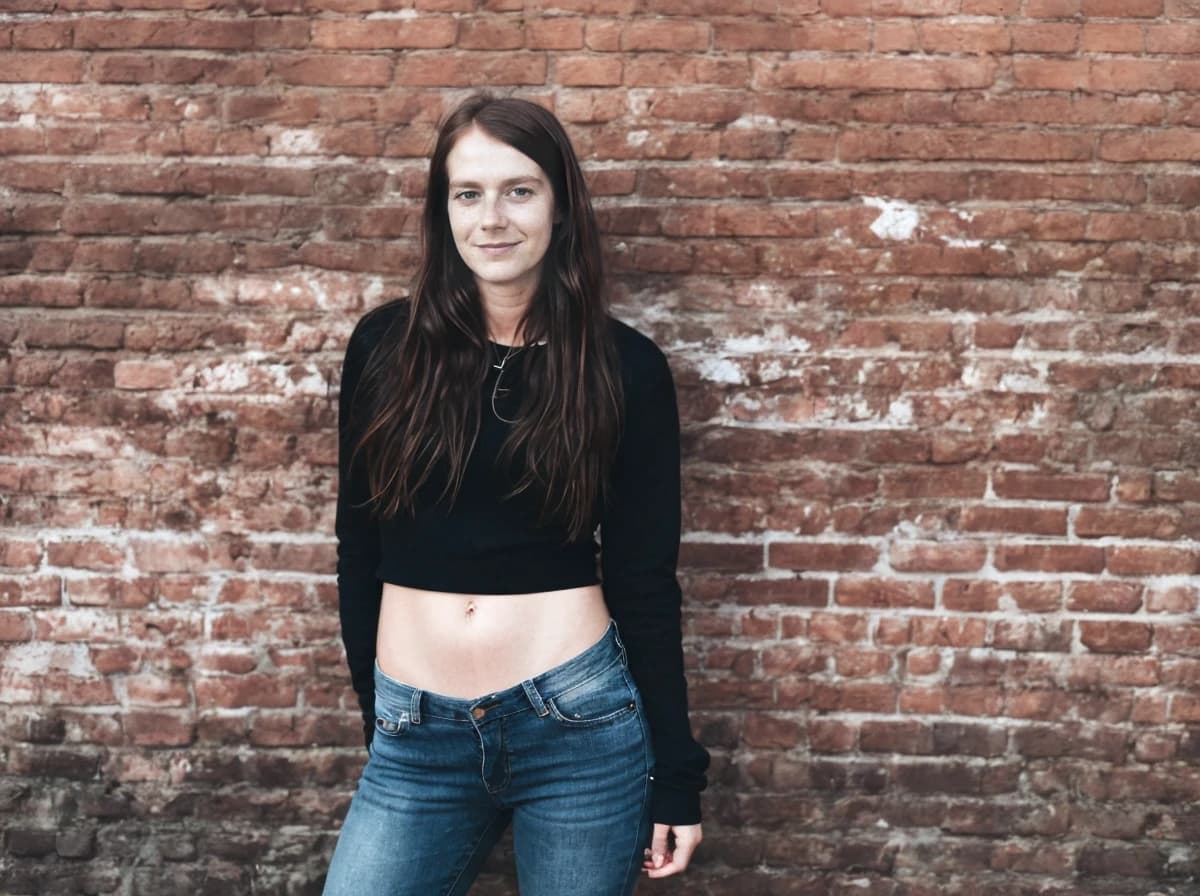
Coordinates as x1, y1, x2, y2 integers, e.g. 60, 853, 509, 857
445, 124, 558, 305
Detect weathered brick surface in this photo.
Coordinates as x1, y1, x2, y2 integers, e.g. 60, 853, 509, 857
2, 3, 1199, 895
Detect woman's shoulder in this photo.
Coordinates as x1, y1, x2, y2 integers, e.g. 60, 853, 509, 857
606, 314, 672, 383
347, 297, 411, 355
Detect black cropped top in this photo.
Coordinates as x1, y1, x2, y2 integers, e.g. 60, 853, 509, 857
334, 298, 710, 825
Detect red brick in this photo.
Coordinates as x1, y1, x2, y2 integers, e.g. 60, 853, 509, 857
1067, 581, 1144, 613
194, 676, 298, 709
995, 544, 1106, 573
1080, 621, 1154, 654
273, 54, 392, 87
890, 542, 986, 572
946, 579, 1064, 613
812, 682, 898, 713
1144, 584, 1199, 613
808, 612, 870, 643
743, 713, 802, 748
620, 20, 710, 51
960, 505, 1068, 536
679, 542, 763, 572
526, 18, 585, 49
769, 542, 879, 571
1076, 508, 1181, 539
993, 470, 1110, 502
880, 469, 988, 498
835, 578, 935, 609
808, 719, 856, 753
992, 618, 1074, 652
911, 617, 987, 647
3, 51, 83, 86
1106, 545, 1200, 575
458, 18, 526, 50
122, 711, 194, 747
861, 721, 932, 754
835, 648, 893, 677
555, 55, 621, 87
310, 18, 457, 49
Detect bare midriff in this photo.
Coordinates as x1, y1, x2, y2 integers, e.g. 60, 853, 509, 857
375, 582, 612, 698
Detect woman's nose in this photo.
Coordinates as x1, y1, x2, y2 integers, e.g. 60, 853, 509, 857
480, 196, 506, 228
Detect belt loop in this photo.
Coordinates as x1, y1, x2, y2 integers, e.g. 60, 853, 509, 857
610, 618, 628, 668
522, 679, 550, 717
409, 688, 422, 724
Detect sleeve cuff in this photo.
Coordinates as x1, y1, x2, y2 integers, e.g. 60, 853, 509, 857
650, 779, 702, 826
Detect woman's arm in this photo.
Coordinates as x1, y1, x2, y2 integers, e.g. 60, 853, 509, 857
335, 311, 386, 749
600, 328, 711, 826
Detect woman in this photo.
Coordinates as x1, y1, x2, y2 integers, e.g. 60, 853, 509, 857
322, 93, 709, 896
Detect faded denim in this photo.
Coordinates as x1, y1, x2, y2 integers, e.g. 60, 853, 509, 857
322, 619, 655, 896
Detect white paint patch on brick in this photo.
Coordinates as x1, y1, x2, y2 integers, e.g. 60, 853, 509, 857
169, 756, 193, 785
960, 362, 984, 389
745, 282, 776, 303
885, 398, 913, 425
2, 642, 93, 677
0, 84, 42, 112
195, 360, 251, 392
192, 276, 234, 307
362, 277, 386, 305
723, 326, 811, 354
729, 114, 779, 129
698, 357, 747, 384
998, 362, 1048, 392
269, 364, 328, 396
757, 359, 788, 382
942, 235, 1008, 251
863, 197, 920, 241
275, 129, 322, 156
626, 130, 649, 147
307, 274, 331, 309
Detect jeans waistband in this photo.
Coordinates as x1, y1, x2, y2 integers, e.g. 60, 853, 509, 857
373, 617, 627, 724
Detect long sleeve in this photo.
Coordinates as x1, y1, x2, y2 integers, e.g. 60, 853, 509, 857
600, 336, 710, 826
335, 312, 385, 749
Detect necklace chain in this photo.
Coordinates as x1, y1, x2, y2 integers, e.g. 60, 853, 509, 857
489, 340, 527, 424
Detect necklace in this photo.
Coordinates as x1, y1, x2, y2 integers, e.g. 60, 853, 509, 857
489, 340, 528, 424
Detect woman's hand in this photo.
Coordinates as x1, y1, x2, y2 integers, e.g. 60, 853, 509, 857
642, 822, 702, 878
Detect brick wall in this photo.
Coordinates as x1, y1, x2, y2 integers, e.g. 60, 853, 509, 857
2, 2, 1199, 894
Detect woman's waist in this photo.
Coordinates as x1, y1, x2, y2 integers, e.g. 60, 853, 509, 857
376, 582, 611, 698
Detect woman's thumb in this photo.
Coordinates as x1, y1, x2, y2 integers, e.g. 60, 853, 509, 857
649, 825, 670, 868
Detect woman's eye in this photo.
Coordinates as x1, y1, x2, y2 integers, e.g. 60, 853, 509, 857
510, 187, 533, 198
454, 190, 479, 201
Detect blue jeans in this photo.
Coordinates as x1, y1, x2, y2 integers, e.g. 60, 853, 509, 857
322, 618, 655, 896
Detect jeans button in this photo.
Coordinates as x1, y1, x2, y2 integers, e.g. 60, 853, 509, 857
472, 707, 486, 719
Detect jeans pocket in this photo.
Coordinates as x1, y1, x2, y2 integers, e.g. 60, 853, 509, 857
545, 662, 639, 728
374, 702, 412, 739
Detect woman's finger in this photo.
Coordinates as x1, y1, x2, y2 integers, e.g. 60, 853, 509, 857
643, 822, 672, 869
642, 824, 702, 877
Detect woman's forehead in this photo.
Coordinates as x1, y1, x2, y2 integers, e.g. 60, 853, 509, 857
446, 127, 546, 184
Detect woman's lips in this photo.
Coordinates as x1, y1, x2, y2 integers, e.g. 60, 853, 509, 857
478, 242, 518, 255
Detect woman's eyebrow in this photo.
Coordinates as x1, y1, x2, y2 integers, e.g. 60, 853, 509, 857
448, 175, 543, 189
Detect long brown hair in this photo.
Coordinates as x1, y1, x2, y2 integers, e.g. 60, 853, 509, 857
347, 93, 623, 541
